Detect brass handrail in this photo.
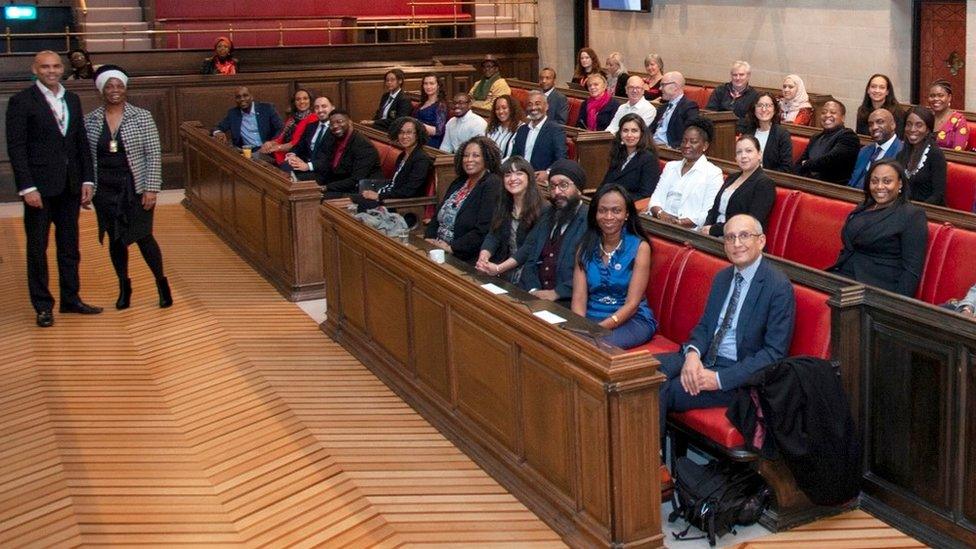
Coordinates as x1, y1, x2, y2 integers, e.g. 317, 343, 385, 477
408, 0, 537, 39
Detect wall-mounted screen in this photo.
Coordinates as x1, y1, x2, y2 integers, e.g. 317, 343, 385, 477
592, 0, 651, 12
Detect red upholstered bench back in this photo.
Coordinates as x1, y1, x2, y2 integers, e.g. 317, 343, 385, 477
646, 239, 690, 326
790, 285, 831, 358
373, 141, 400, 177
967, 120, 976, 151
511, 87, 530, 110
682, 85, 711, 109
776, 193, 855, 270
945, 161, 976, 212
659, 249, 728, 344
916, 224, 976, 305
764, 187, 801, 254
567, 97, 583, 127
566, 137, 576, 160
790, 134, 809, 166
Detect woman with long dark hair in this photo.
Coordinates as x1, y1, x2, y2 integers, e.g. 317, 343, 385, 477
268, 88, 317, 165
476, 156, 547, 281
600, 113, 660, 199
573, 47, 601, 88
855, 73, 904, 136
572, 184, 656, 349
897, 106, 946, 205
416, 73, 448, 149
701, 135, 776, 237
485, 95, 524, 158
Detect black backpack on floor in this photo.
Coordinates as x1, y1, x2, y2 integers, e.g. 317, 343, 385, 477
667, 457, 769, 546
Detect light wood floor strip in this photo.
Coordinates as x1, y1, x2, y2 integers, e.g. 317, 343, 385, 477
0, 205, 564, 547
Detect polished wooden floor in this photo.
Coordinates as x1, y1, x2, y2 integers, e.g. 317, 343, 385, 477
0, 204, 564, 547
0, 203, 924, 548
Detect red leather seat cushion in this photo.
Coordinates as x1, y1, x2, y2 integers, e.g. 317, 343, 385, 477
567, 98, 583, 128
945, 161, 976, 212
779, 194, 855, 270
628, 334, 681, 355
671, 408, 745, 449
790, 135, 809, 166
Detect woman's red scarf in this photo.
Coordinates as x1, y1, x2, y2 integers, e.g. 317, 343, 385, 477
585, 90, 612, 130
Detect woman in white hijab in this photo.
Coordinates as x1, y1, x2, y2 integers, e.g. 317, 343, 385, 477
779, 74, 814, 126
85, 64, 171, 310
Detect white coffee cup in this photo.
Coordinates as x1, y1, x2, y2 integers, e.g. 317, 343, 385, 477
429, 249, 446, 263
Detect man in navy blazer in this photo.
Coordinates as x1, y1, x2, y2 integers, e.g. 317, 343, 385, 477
213, 86, 284, 152
286, 96, 335, 167
6, 51, 100, 326
510, 90, 567, 183
656, 214, 796, 433
650, 71, 700, 148
848, 109, 902, 189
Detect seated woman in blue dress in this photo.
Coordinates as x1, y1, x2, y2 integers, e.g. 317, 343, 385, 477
571, 184, 657, 348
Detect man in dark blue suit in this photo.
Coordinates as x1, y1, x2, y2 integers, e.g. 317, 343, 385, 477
285, 95, 335, 170
213, 86, 284, 155
510, 90, 567, 184
848, 109, 902, 189
656, 214, 796, 432
650, 71, 699, 148
539, 67, 569, 125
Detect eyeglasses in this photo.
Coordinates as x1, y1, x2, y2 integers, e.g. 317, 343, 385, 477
756, 103, 775, 110
723, 232, 762, 244
547, 181, 573, 192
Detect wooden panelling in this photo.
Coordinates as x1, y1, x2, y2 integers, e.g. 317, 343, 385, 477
521, 355, 576, 499
364, 259, 411, 367
346, 79, 389, 123
178, 82, 294, 131
338, 242, 367, 331
410, 289, 451, 400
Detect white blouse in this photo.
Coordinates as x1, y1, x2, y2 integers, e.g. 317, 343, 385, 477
647, 155, 724, 228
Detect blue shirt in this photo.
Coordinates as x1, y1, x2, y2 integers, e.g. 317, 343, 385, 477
584, 232, 655, 326
240, 108, 263, 148
653, 93, 682, 145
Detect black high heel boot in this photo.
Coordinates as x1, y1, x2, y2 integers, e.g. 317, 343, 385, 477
116, 278, 132, 310
156, 277, 173, 308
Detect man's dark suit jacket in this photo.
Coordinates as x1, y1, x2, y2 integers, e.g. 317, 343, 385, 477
425, 173, 502, 263
599, 148, 660, 200
372, 90, 413, 131
576, 97, 620, 131
706, 82, 759, 121
510, 120, 568, 171
685, 257, 796, 390
848, 138, 903, 189
290, 120, 330, 162
830, 202, 928, 297
311, 131, 383, 192
650, 95, 700, 148
7, 84, 93, 196
545, 89, 569, 126
214, 101, 284, 148
514, 203, 589, 300
795, 127, 860, 184
704, 169, 777, 237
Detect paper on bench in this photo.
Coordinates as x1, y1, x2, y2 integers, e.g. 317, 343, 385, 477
533, 310, 567, 324
481, 283, 508, 295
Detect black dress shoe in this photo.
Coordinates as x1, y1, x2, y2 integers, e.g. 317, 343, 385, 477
36, 310, 54, 327
59, 301, 103, 314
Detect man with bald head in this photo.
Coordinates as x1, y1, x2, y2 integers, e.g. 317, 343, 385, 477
848, 108, 903, 189
212, 86, 284, 156
605, 75, 657, 134
509, 89, 567, 182
6, 51, 99, 326
650, 71, 699, 148
656, 214, 795, 434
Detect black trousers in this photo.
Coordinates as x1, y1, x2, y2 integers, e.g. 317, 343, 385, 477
23, 188, 82, 312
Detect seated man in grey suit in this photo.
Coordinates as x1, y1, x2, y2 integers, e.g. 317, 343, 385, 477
656, 214, 796, 433
540, 67, 569, 125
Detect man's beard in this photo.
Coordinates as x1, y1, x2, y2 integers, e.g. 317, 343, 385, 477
552, 193, 581, 226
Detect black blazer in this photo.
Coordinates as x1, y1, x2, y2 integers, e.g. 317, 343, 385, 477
378, 147, 433, 200
311, 130, 383, 192
755, 124, 794, 173
830, 202, 928, 297
899, 142, 946, 205
599, 148, 660, 200
576, 96, 620, 131
372, 90, 413, 131
706, 83, 759, 121
290, 120, 330, 162
795, 127, 860, 184
425, 173, 502, 262
611, 72, 629, 98
704, 169, 777, 236
6, 85, 94, 197
650, 95, 700, 148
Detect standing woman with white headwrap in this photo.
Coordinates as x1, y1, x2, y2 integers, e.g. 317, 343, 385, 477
85, 64, 171, 310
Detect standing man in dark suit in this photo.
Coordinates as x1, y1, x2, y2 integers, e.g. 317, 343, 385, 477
6, 51, 101, 327
651, 71, 699, 148
212, 86, 284, 157
285, 95, 334, 169
656, 214, 796, 433
370, 68, 413, 132
510, 90, 567, 183
539, 67, 569, 125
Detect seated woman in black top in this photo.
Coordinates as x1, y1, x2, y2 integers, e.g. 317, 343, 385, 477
829, 159, 928, 297
796, 100, 860, 184
475, 156, 548, 282
896, 106, 946, 205
701, 135, 776, 237
599, 113, 660, 200
357, 117, 433, 209
426, 136, 503, 263
740, 92, 793, 173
